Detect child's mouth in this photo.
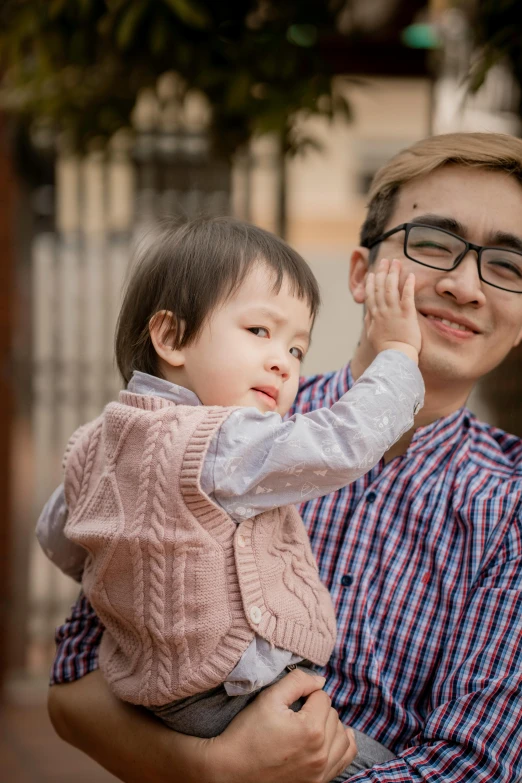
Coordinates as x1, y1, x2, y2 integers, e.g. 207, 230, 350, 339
252, 387, 278, 410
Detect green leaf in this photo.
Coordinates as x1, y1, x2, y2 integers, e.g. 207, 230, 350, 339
116, 1, 149, 50
161, 0, 211, 29
286, 24, 318, 48
253, 106, 287, 135
49, 0, 69, 19
78, 0, 96, 19
226, 70, 252, 110
149, 16, 169, 55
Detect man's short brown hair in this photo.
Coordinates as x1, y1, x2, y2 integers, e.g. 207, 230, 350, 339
115, 216, 320, 383
360, 132, 522, 260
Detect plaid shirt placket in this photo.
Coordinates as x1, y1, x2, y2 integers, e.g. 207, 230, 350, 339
51, 363, 522, 782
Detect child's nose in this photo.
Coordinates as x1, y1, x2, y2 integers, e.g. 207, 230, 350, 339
267, 353, 290, 379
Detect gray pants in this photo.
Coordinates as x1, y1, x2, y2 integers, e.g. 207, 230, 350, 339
331, 729, 395, 780
151, 668, 394, 780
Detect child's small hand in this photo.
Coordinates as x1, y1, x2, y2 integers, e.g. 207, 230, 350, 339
364, 258, 422, 364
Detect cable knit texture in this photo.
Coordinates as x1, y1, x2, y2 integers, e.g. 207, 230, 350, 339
63, 392, 337, 706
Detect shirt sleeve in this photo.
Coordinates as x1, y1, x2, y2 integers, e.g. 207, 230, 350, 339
50, 591, 103, 684
206, 350, 424, 521
345, 513, 522, 783
36, 483, 87, 582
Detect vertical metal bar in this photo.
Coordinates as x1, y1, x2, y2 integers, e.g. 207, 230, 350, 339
108, 133, 135, 397
29, 232, 61, 667
0, 113, 15, 691
83, 150, 107, 421
275, 132, 287, 240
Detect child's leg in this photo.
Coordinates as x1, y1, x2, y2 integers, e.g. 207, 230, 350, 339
331, 728, 395, 781
152, 684, 258, 737
150, 664, 311, 738
151, 667, 394, 778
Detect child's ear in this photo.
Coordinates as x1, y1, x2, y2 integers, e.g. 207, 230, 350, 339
149, 311, 186, 368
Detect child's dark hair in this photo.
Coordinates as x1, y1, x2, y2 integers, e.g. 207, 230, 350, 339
115, 216, 321, 383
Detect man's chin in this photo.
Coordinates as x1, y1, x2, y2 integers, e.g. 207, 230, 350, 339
418, 351, 476, 386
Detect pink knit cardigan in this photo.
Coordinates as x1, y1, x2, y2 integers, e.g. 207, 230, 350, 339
63, 392, 337, 707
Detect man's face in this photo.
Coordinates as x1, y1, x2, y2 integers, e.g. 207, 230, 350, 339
352, 165, 522, 391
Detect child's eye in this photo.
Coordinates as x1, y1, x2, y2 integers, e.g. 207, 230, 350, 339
248, 327, 269, 338
290, 346, 304, 361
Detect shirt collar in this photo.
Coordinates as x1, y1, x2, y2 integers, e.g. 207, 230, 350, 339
127, 371, 201, 407
407, 406, 470, 455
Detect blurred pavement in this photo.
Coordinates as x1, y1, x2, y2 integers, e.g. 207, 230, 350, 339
0, 688, 117, 783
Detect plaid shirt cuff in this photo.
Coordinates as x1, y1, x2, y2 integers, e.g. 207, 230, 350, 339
50, 591, 104, 684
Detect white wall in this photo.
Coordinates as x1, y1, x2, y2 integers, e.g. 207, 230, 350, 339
285, 76, 432, 375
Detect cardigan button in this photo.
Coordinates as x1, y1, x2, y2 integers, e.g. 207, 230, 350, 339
237, 534, 246, 548
250, 606, 262, 624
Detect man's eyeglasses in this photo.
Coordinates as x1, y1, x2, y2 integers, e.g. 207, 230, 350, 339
367, 223, 522, 294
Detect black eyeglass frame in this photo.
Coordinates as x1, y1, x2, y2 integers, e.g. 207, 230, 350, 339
367, 222, 522, 294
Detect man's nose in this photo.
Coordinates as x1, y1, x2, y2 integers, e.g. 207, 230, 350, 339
434, 251, 487, 307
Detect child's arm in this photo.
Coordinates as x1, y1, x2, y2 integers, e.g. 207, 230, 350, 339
204, 258, 424, 520
36, 418, 102, 580
36, 483, 86, 581
208, 349, 422, 519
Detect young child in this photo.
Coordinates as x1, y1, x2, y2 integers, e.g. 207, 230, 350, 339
37, 216, 423, 743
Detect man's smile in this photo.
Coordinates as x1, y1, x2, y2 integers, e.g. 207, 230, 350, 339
418, 307, 482, 341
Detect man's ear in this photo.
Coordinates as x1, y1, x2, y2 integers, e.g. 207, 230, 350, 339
149, 311, 186, 368
349, 247, 370, 304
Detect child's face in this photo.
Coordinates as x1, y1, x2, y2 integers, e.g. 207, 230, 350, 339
161, 264, 313, 416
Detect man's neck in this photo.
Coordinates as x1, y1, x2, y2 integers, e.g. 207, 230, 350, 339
351, 344, 472, 461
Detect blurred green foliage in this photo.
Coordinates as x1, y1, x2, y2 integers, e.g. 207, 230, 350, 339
0, 0, 352, 157
470, 0, 522, 106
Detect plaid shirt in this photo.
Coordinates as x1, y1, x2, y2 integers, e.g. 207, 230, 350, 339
52, 363, 522, 783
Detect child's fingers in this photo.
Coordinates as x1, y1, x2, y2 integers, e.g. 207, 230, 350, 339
365, 272, 376, 314
385, 259, 401, 307
374, 258, 389, 311
400, 272, 416, 311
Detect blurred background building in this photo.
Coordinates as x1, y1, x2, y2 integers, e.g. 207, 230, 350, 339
0, 1, 521, 778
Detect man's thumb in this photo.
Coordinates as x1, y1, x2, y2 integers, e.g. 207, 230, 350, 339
263, 668, 326, 708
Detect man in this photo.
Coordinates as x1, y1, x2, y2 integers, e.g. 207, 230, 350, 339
45, 132, 522, 782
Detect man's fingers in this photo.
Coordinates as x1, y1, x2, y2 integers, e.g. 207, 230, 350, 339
322, 704, 343, 744
261, 668, 326, 709
340, 728, 358, 772
297, 685, 332, 724
323, 722, 357, 781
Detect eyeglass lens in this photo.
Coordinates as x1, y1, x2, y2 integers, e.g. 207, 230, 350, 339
406, 225, 522, 292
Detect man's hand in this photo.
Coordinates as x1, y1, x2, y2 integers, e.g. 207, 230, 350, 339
48, 668, 356, 783
364, 258, 422, 364
208, 668, 357, 783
